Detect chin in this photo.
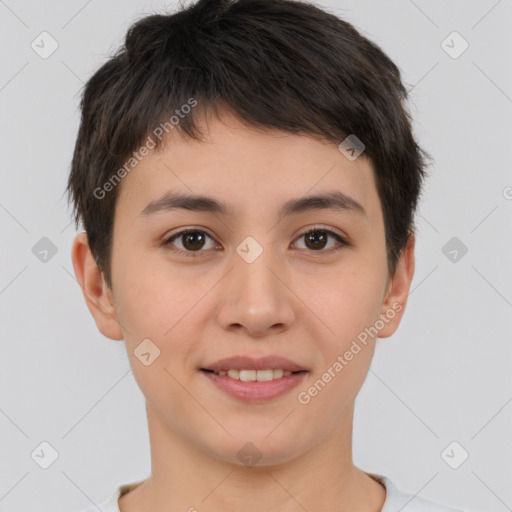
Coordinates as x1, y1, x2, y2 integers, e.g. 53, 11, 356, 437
200, 432, 307, 469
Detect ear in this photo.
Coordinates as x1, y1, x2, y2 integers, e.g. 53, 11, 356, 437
377, 232, 416, 338
71, 232, 124, 340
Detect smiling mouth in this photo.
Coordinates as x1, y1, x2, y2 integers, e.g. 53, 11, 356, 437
200, 368, 307, 382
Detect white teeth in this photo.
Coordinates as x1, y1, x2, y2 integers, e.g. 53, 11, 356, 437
216, 369, 295, 381
256, 369, 274, 381
239, 369, 257, 382
227, 369, 240, 379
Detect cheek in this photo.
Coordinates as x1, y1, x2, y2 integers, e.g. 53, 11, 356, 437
296, 268, 385, 343
296, 277, 382, 413
115, 274, 198, 410
113, 265, 205, 376
113, 257, 188, 336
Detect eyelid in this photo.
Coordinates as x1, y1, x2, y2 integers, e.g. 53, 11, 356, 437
162, 224, 350, 256
161, 227, 220, 257
294, 224, 350, 246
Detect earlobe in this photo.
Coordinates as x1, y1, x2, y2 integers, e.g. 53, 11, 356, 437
377, 233, 416, 339
71, 232, 124, 341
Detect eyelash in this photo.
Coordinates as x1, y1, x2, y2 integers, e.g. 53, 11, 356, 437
161, 226, 350, 258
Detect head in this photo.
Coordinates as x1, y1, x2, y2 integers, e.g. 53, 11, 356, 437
68, 0, 430, 467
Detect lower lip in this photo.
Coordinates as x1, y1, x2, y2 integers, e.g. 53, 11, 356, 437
200, 370, 308, 403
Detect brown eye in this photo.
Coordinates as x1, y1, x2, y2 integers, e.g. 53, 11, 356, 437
180, 231, 207, 251
162, 226, 349, 258
294, 228, 349, 252
163, 229, 217, 255
304, 231, 329, 250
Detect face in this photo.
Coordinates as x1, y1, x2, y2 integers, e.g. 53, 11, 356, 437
73, 108, 414, 467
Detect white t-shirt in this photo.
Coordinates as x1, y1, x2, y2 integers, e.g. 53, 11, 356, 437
79, 473, 463, 511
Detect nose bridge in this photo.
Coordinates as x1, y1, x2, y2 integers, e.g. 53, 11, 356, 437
239, 243, 280, 292
215, 235, 295, 335
234, 237, 284, 307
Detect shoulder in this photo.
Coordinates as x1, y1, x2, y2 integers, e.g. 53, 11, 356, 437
74, 480, 145, 512
72, 485, 123, 512
372, 474, 464, 512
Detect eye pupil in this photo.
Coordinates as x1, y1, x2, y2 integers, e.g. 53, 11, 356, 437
183, 232, 205, 251
305, 231, 328, 250
165, 227, 345, 256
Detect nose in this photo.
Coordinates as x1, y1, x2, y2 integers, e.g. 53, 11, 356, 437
214, 243, 296, 338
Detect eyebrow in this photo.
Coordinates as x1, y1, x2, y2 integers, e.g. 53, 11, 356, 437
138, 190, 367, 219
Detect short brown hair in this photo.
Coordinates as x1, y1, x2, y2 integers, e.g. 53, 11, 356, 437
66, 0, 431, 289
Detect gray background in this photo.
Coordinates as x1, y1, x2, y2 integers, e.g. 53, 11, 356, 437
1, 0, 511, 511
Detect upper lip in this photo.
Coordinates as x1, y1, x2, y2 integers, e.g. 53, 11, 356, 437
202, 356, 307, 372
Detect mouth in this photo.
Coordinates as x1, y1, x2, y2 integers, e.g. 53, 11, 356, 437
200, 368, 306, 381
199, 355, 309, 403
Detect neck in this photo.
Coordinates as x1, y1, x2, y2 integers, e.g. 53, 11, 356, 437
118, 402, 386, 512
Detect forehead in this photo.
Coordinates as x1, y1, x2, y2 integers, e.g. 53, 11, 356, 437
114, 109, 381, 225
